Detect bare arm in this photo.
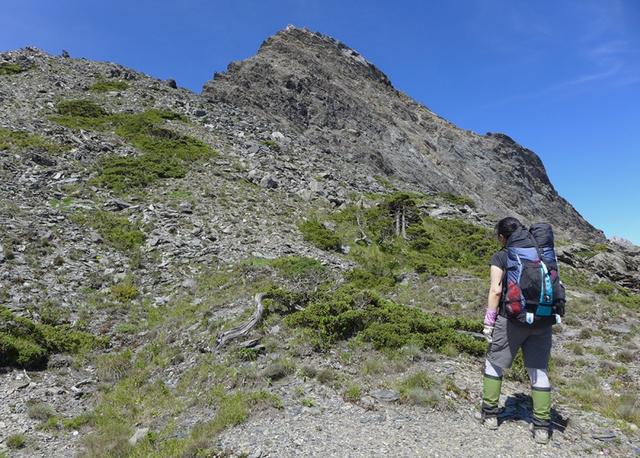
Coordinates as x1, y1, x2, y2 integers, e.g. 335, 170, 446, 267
487, 265, 504, 312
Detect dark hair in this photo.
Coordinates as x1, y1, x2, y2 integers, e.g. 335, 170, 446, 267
496, 217, 522, 240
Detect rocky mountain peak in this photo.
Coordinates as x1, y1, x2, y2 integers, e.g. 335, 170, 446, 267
257, 25, 393, 88
203, 27, 602, 241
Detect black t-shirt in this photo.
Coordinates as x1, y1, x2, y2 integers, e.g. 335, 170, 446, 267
490, 249, 507, 271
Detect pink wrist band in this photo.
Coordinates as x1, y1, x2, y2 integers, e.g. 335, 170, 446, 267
484, 310, 497, 326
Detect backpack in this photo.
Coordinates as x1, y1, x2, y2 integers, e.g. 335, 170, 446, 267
529, 223, 565, 318
502, 223, 565, 325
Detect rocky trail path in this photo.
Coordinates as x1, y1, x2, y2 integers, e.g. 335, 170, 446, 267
217, 362, 639, 457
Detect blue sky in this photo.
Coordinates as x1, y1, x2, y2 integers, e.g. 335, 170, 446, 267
2, 0, 639, 243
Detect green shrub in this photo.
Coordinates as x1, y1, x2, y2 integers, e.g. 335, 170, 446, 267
96, 110, 212, 192
616, 350, 635, 363
282, 283, 484, 355
298, 365, 318, 379
0, 306, 106, 369
90, 79, 129, 92
37, 300, 70, 325
93, 154, 187, 192
0, 333, 48, 368
505, 350, 528, 382
38, 416, 61, 432
0, 62, 26, 75
73, 210, 145, 252
344, 267, 396, 291
560, 266, 592, 290
438, 192, 476, 208
40, 323, 107, 355
567, 342, 584, 355
261, 139, 280, 152
111, 281, 140, 302
592, 243, 608, 253
322, 194, 498, 280
298, 219, 342, 251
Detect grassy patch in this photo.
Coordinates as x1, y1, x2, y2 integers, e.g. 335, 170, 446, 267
610, 292, 640, 310
73, 210, 145, 252
262, 358, 295, 381
6, 433, 26, 449
0, 62, 26, 75
85, 355, 281, 457
96, 350, 133, 382
63, 413, 93, 431
397, 370, 441, 406
51, 101, 215, 192
56, 99, 109, 119
0, 127, 64, 153
561, 373, 639, 427
269, 256, 327, 280
298, 219, 342, 252
343, 384, 362, 402
27, 401, 56, 421
592, 280, 640, 310
362, 356, 385, 375
0, 306, 107, 369
90, 79, 129, 92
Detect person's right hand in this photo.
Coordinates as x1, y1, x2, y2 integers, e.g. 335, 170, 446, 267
483, 325, 494, 343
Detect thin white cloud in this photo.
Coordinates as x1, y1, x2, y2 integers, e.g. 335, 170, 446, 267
479, 64, 622, 109
480, 0, 638, 109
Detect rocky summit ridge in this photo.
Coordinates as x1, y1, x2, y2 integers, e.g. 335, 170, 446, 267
204, 25, 602, 242
0, 27, 639, 458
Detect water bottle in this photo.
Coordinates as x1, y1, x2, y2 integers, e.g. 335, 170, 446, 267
526, 312, 534, 324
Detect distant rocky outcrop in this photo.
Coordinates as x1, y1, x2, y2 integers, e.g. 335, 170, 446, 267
204, 26, 603, 242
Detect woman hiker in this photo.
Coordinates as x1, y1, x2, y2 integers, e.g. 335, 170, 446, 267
480, 216, 554, 444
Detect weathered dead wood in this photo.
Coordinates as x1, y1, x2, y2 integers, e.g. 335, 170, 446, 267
354, 214, 370, 245
216, 292, 266, 349
401, 207, 407, 239
455, 329, 485, 340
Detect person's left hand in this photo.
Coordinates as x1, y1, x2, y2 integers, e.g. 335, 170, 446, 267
482, 325, 494, 343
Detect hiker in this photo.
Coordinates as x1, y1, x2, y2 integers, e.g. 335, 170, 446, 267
480, 217, 564, 444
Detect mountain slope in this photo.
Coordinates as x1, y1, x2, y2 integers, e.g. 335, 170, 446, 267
204, 25, 602, 242
0, 33, 639, 458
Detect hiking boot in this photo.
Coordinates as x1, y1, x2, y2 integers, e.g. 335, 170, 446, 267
531, 424, 550, 444
483, 414, 499, 430
477, 408, 499, 430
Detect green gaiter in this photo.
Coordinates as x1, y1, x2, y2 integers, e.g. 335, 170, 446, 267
531, 387, 551, 421
482, 374, 502, 408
